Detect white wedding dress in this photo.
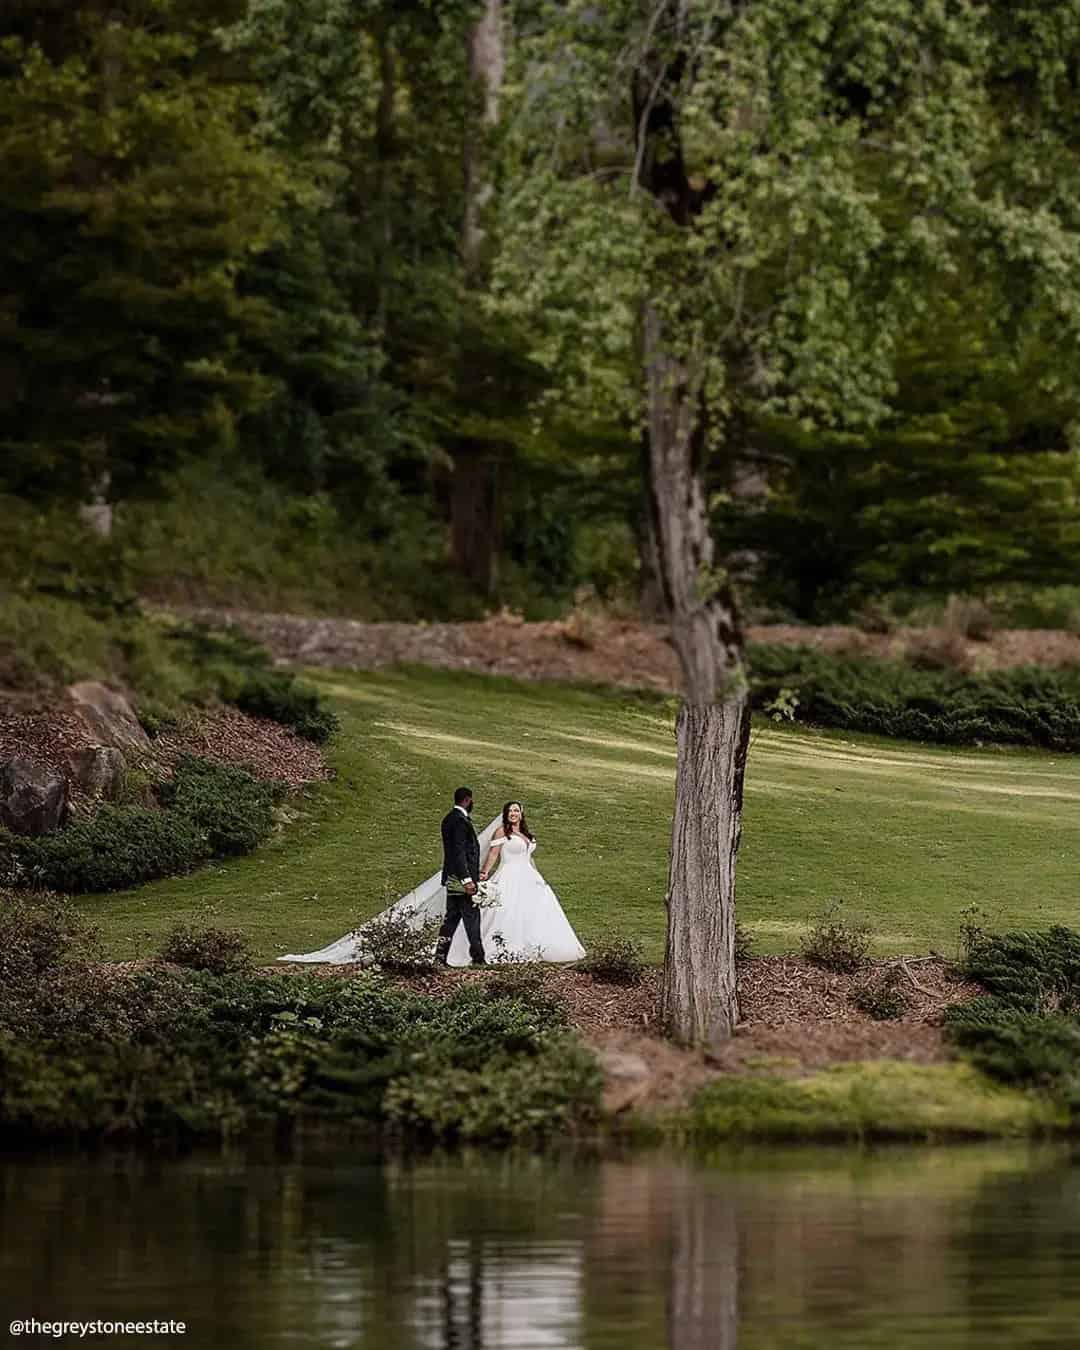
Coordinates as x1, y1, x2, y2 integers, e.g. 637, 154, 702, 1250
467, 832, 586, 966
279, 816, 585, 967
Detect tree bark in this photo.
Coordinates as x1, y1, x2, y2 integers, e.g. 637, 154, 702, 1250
372, 25, 396, 336
449, 449, 501, 593
462, 0, 504, 278
449, 0, 506, 596
632, 1, 751, 1047
644, 300, 750, 1047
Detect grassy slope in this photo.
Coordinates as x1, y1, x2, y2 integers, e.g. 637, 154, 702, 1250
83, 665, 1080, 961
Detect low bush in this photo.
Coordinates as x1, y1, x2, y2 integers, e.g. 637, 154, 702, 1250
959, 927, 1080, 1016
1, 806, 210, 894
851, 966, 909, 1021
1, 757, 278, 893
903, 628, 972, 673
231, 670, 339, 745
800, 903, 872, 973
159, 923, 253, 974
943, 595, 995, 642
0, 902, 600, 1143
581, 936, 646, 986
352, 906, 442, 972
748, 643, 1080, 751
158, 755, 280, 857
944, 926, 1080, 1109
0, 893, 93, 989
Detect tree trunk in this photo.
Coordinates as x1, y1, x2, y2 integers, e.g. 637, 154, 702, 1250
449, 449, 500, 593
449, 0, 506, 596
372, 26, 396, 336
79, 468, 113, 537
644, 303, 750, 1047
462, 0, 504, 278
636, 434, 667, 620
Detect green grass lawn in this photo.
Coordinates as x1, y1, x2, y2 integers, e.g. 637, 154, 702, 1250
82, 665, 1080, 962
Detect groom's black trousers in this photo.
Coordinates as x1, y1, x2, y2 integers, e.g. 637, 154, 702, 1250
437, 892, 485, 964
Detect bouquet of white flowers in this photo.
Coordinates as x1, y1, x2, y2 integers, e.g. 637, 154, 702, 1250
473, 879, 501, 910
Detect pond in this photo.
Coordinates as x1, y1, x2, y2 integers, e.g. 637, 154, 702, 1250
3, 1140, 1080, 1347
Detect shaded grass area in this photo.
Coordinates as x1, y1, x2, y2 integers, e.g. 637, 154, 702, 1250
81, 665, 1080, 962
673, 1062, 1064, 1142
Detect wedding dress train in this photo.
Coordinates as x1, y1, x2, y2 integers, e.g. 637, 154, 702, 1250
279, 815, 585, 967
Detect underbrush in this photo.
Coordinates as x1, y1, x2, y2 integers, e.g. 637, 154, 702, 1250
749, 643, 1080, 751
0, 757, 279, 893
0, 903, 601, 1144
944, 926, 1080, 1111
800, 903, 872, 974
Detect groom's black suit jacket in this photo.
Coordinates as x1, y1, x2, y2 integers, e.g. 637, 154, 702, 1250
441, 808, 480, 887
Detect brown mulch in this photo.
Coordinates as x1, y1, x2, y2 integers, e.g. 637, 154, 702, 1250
0, 697, 100, 809
172, 605, 1080, 694
268, 953, 978, 1109
149, 705, 332, 792
0, 695, 331, 806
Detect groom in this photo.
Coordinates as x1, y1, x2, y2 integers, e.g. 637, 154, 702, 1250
436, 786, 486, 966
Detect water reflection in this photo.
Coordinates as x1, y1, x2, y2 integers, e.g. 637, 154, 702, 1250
3, 1141, 1080, 1346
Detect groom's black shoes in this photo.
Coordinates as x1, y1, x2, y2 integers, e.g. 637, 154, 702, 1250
434, 936, 452, 967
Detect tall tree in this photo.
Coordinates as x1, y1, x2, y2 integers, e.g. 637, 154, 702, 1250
449, 0, 508, 595
499, 0, 1080, 1043
0, 1, 286, 507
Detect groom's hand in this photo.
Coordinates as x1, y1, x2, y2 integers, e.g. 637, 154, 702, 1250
464, 881, 477, 896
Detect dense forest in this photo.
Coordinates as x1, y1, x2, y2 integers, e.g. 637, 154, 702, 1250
4, 0, 1080, 629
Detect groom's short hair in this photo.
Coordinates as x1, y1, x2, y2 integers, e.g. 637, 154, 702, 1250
453, 786, 473, 804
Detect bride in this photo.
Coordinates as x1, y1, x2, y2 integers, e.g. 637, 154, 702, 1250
279, 799, 586, 968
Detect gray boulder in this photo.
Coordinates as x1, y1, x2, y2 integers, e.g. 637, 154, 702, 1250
66, 746, 126, 801
67, 682, 150, 756
0, 758, 69, 835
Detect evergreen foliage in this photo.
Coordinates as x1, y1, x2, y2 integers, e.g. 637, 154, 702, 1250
749, 644, 1080, 751
0, 758, 278, 893
0, 901, 602, 1142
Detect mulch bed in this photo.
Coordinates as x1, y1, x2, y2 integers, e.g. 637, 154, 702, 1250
0, 695, 331, 809
269, 952, 978, 1092
149, 705, 332, 792
0, 697, 99, 809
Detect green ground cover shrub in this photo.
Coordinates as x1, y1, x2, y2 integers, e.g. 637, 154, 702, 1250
945, 927, 1080, 1109
0, 901, 601, 1143
0, 759, 278, 893
749, 643, 1080, 750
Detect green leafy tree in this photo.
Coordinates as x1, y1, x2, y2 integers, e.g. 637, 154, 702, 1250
723, 302, 1080, 618
499, 0, 1080, 1044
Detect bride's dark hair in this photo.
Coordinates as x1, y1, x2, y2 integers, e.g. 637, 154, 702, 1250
502, 800, 533, 841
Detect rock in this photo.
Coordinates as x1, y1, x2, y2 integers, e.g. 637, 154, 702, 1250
67, 682, 150, 757
66, 746, 126, 801
597, 1048, 653, 1114
0, 757, 69, 835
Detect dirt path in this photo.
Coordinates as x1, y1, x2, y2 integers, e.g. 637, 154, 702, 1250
172, 605, 1080, 693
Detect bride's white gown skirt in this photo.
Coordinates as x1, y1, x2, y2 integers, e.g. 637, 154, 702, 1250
278, 819, 586, 967
447, 834, 586, 967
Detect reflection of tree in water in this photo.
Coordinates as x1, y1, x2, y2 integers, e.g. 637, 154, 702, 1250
668, 1171, 737, 1350
5, 1141, 1080, 1347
